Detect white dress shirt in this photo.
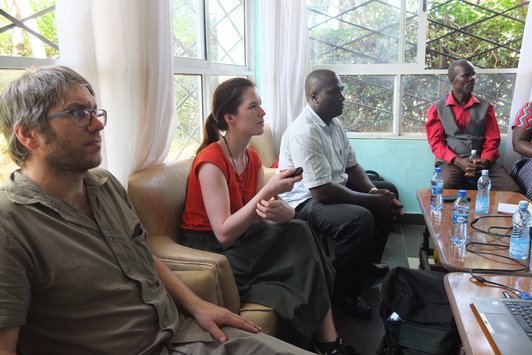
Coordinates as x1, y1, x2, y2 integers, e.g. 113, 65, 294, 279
279, 104, 358, 208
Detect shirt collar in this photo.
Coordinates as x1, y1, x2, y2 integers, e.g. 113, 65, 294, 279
304, 104, 341, 128
446, 91, 479, 108
4, 169, 108, 206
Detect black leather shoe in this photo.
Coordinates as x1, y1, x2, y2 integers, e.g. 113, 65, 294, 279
333, 295, 372, 319
313, 337, 361, 355
369, 262, 390, 278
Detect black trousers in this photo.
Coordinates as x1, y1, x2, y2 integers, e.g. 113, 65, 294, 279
295, 198, 392, 298
437, 162, 520, 191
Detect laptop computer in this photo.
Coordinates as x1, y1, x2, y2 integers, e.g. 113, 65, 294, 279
471, 297, 532, 355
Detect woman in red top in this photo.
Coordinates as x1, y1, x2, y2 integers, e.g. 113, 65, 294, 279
180, 78, 358, 354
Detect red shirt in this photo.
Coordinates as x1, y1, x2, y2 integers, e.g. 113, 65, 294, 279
425, 92, 501, 164
181, 142, 262, 231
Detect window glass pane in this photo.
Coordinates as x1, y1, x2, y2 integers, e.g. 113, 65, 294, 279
308, 0, 417, 64
401, 74, 449, 133
474, 73, 516, 130
208, 75, 238, 95
340, 75, 394, 132
426, 0, 529, 69
169, 75, 203, 160
0, 0, 58, 58
400, 73, 516, 133
404, 0, 420, 63
172, 0, 204, 59
209, 0, 245, 65
167, 74, 248, 161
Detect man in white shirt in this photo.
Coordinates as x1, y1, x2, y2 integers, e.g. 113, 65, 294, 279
279, 69, 403, 319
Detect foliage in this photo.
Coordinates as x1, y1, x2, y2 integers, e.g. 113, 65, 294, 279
306, 0, 529, 133
173, 0, 201, 58
0, 0, 57, 58
426, 0, 528, 69
308, 0, 528, 68
341, 75, 394, 132
168, 74, 203, 160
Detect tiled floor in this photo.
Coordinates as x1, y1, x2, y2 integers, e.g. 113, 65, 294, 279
332, 223, 426, 355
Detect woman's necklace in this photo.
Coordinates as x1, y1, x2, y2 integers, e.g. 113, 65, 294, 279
222, 135, 248, 205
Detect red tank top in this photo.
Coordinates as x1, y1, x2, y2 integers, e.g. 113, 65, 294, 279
181, 142, 262, 231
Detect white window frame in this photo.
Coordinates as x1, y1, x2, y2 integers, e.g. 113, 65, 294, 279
311, 0, 520, 139
173, 0, 254, 122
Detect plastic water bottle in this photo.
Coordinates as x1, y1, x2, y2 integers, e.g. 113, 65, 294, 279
474, 170, 491, 214
469, 149, 479, 161
451, 190, 470, 246
430, 167, 444, 211
509, 201, 531, 260
466, 150, 480, 185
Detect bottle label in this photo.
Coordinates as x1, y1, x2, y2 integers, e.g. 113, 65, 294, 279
431, 186, 442, 194
452, 212, 468, 224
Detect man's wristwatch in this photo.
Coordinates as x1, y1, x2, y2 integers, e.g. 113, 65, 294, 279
368, 187, 378, 194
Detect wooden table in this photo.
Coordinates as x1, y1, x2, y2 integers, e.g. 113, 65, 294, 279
444, 272, 532, 355
417, 189, 530, 273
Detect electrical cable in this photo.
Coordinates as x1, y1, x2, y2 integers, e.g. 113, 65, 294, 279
469, 215, 512, 238
469, 270, 532, 300
466, 215, 532, 300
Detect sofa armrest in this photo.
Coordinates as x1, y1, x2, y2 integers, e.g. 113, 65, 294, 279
147, 234, 241, 314
263, 167, 277, 182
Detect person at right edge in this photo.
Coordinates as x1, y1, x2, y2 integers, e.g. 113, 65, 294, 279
510, 101, 532, 200
425, 58, 520, 191
278, 69, 403, 320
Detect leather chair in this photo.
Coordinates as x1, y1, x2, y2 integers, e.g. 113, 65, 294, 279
249, 123, 278, 180
127, 158, 278, 335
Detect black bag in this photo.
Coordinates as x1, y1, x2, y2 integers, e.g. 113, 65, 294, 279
366, 170, 385, 181
377, 267, 460, 355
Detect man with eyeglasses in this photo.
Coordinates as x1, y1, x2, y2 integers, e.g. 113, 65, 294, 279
425, 59, 519, 191
0, 66, 312, 355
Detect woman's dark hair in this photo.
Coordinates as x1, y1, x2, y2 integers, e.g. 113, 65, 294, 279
197, 77, 256, 154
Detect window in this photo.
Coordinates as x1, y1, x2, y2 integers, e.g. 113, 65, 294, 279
169, 0, 251, 161
0, 0, 58, 185
307, 0, 529, 136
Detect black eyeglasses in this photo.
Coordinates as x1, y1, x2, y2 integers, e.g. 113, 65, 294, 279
46, 108, 107, 127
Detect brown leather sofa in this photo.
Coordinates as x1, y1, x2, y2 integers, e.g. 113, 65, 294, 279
127, 158, 278, 335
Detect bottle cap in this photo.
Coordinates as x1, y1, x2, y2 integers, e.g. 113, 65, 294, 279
458, 190, 466, 197
471, 149, 477, 155
481, 169, 489, 176
518, 200, 529, 209
435, 167, 441, 173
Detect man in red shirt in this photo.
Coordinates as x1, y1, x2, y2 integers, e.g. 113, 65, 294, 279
425, 59, 519, 191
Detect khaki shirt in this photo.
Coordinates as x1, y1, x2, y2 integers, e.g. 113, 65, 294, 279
0, 169, 211, 355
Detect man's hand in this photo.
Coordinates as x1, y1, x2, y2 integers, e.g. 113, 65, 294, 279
369, 189, 403, 218
191, 300, 261, 343
453, 156, 486, 178
256, 196, 295, 224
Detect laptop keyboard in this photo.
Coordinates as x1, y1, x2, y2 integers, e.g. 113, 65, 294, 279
503, 300, 532, 341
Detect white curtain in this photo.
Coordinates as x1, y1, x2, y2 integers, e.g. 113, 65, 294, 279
504, 7, 532, 171
56, 0, 176, 184
255, 0, 310, 154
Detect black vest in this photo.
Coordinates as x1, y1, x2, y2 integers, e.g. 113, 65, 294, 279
434, 94, 490, 158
